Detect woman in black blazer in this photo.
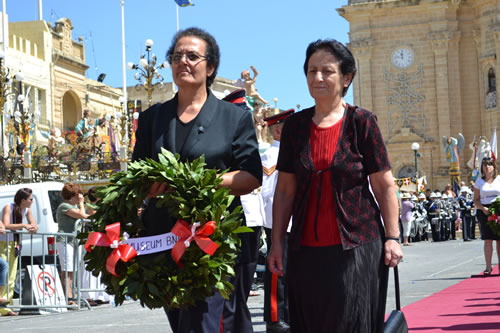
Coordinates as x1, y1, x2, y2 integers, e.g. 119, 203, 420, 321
132, 27, 261, 333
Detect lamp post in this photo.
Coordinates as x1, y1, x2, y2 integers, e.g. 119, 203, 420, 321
411, 142, 420, 178
127, 39, 169, 108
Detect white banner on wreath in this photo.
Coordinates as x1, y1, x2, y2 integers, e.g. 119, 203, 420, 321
124, 232, 180, 256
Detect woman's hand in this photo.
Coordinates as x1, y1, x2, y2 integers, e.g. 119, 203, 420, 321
147, 182, 170, 199
137, 182, 170, 216
267, 244, 285, 277
0, 222, 5, 234
78, 193, 85, 205
482, 206, 490, 215
25, 224, 37, 234
384, 239, 403, 267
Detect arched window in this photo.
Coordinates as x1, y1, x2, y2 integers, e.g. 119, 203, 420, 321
488, 68, 496, 93
487, 68, 497, 109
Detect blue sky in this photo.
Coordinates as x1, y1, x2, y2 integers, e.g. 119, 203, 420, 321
8, 0, 352, 110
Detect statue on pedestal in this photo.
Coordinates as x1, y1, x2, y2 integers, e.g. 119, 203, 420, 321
252, 104, 267, 143
442, 133, 465, 170
75, 109, 95, 141
467, 136, 490, 181
48, 128, 65, 159
241, 66, 268, 106
442, 133, 465, 190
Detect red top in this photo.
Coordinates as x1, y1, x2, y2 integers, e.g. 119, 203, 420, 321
301, 118, 343, 246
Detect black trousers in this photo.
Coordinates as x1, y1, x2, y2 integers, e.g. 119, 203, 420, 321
431, 218, 441, 241
222, 226, 262, 333
471, 215, 477, 239
263, 227, 289, 324
462, 215, 473, 241
164, 292, 225, 333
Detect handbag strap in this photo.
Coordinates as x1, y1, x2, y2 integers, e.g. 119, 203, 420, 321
394, 265, 401, 310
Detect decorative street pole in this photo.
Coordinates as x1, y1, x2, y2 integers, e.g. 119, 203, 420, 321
0, 51, 24, 156
411, 142, 420, 178
116, 97, 128, 171
127, 39, 169, 108
120, 0, 128, 171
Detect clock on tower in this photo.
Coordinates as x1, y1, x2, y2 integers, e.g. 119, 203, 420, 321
391, 47, 415, 69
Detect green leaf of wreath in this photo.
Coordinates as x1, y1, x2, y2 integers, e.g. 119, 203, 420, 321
80, 149, 247, 309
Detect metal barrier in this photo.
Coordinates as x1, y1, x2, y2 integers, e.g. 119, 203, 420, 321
75, 219, 111, 309
0, 219, 111, 314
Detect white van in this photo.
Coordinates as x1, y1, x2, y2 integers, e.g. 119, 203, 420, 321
0, 182, 65, 263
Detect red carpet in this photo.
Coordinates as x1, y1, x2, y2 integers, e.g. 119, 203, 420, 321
401, 265, 500, 332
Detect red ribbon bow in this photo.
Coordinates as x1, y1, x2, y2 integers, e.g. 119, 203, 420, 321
488, 214, 500, 224
171, 220, 219, 266
84, 222, 137, 276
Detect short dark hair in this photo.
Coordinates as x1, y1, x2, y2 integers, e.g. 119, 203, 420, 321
85, 187, 98, 203
303, 39, 357, 97
481, 157, 497, 179
61, 182, 82, 200
166, 27, 220, 88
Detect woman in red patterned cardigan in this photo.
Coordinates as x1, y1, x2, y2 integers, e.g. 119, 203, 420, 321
267, 39, 403, 333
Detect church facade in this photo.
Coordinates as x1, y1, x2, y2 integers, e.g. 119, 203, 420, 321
338, 0, 499, 190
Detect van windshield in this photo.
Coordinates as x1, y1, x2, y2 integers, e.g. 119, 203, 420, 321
48, 190, 63, 222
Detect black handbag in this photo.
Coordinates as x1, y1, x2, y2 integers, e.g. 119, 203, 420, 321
384, 265, 408, 333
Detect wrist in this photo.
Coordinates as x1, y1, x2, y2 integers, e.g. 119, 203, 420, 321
385, 236, 400, 243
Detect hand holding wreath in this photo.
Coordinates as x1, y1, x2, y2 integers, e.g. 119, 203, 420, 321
79, 148, 250, 309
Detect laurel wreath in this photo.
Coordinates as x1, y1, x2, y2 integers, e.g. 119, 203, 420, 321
487, 197, 500, 237
78, 148, 249, 309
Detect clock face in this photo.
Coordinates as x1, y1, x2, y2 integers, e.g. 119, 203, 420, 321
391, 47, 414, 69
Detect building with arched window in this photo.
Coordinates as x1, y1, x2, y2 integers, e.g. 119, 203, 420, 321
338, 0, 500, 190
1, 16, 122, 156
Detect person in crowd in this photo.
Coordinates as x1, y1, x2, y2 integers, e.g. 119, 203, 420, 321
441, 194, 452, 240
400, 192, 414, 246
473, 157, 500, 276
267, 39, 402, 333
260, 109, 294, 333
417, 192, 430, 241
457, 186, 473, 241
132, 27, 261, 333
450, 192, 460, 238
0, 188, 38, 316
221, 88, 264, 330
56, 182, 89, 304
428, 192, 441, 242
425, 188, 432, 200
444, 184, 456, 199
0, 220, 10, 306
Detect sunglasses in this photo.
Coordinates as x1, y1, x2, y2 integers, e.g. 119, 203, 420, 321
169, 52, 207, 64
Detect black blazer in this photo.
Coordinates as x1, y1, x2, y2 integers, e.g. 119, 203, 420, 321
132, 91, 262, 236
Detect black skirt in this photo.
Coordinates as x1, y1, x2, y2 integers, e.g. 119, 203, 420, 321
477, 208, 500, 240
287, 239, 388, 333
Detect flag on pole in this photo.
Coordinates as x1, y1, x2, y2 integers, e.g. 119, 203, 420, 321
175, 0, 194, 7
490, 128, 497, 161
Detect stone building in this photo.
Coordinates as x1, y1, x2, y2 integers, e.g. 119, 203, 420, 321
338, 0, 500, 190
2, 16, 122, 153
